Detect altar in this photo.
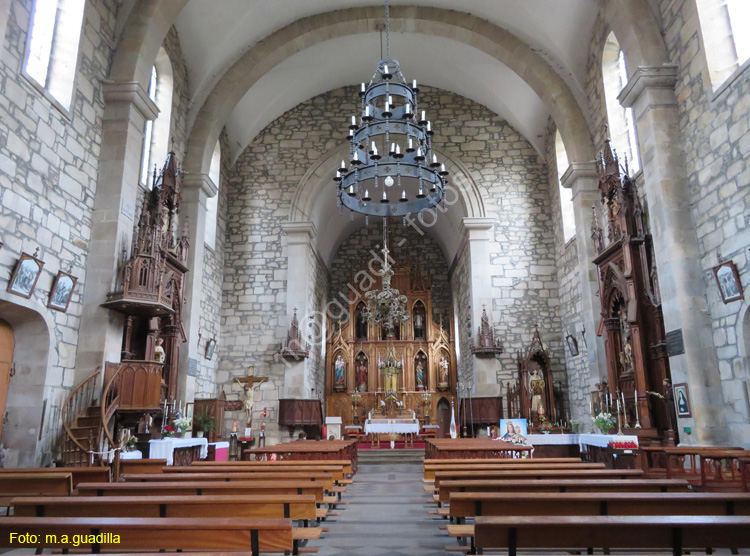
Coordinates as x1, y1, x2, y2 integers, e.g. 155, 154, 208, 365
364, 417, 420, 447
148, 437, 208, 465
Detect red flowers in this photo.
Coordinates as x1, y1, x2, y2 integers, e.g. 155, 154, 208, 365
163, 425, 174, 432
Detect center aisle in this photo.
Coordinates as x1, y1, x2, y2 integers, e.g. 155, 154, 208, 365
316, 461, 446, 556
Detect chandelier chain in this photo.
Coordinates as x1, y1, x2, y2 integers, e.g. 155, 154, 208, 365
385, 0, 390, 59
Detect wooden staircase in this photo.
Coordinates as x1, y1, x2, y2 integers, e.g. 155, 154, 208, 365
60, 368, 110, 467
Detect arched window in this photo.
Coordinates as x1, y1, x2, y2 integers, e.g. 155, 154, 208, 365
139, 48, 173, 189
555, 131, 575, 243
602, 33, 640, 173
696, 0, 750, 90
205, 141, 221, 249
24, 0, 86, 109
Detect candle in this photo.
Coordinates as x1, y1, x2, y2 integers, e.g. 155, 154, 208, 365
408, 138, 413, 150
384, 64, 389, 74
421, 110, 426, 121
590, 399, 593, 415
426, 121, 432, 132
395, 144, 401, 155
361, 82, 366, 93
388, 95, 393, 107
432, 154, 438, 164
440, 163, 446, 173
372, 144, 378, 155
621, 391, 626, 408
390, 142, 395, 153
413, 79, 417, 89
365, 105, 370, 117
634, 390, 640, 421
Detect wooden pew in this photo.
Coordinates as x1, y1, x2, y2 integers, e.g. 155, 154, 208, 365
0, 466, 110, 486
473, 515, 750, 556
436, 478, 690, 503
12, 494, 318, 522
118, 458, 168, 475
423, 457, 581, 468
123, 472, 336, 491
432, 468, 643, 488
0, 516, 296, 556
192, 459, 353, 478
424, 462, 605, 481
0, 473, 73, 511
77, 480, 326, 503
174, 465, 346, 482
444, 491, 750, 546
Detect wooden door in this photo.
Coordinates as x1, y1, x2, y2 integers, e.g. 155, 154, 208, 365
0, 319, 14, 442
436, 397, 450, 439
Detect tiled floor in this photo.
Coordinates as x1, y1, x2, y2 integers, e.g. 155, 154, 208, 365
314, 462, 448, 556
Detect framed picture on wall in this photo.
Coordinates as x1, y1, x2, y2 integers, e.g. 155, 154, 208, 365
565, 333, 579, 356
205, 338, 217, 360
712, 261, 743, 304
8, 252, 44, 299
48, 270, 78, 312
184, 402, 194, 431
673, 382, 691, 418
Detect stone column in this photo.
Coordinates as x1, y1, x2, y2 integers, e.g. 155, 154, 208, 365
75, 83, 158, 382
460, 217, 498, 396
560, 164, 609, 404
280, 221, 317, 399
619, 66, 726, 445
178, 174, 217, 402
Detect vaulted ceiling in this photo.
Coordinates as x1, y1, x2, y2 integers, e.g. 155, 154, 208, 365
172, 1, 599, 162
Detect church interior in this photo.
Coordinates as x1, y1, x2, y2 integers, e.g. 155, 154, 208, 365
0, 0, 750, 554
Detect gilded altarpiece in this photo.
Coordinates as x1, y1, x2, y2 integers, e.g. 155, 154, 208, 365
325, 264, 457, 425
592, 138, 674, 445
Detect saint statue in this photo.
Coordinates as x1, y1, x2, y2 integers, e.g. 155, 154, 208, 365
356, 360, 368, 392
414, 312, 424, 338
619, 340, 634, 373
415, 360, 425, 391
438, 356, 449, 389
334, 355, 346, 390
153, 338, 166, 363
529, 369, 545, 414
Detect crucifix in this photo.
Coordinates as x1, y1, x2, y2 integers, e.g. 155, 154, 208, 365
233, 366, 268, 426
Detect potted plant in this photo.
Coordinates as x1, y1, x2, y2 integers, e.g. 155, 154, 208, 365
192, 412, 216, 438
592, 412, 616, 434
126, 436, 138, 452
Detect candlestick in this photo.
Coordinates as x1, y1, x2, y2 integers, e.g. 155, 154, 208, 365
590, 399, 593, 416
616, 399, 623, 435
634, 390, 642, 428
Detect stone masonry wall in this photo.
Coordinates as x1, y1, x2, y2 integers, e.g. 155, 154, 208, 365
0, 0, 194, 464
223, 85, 568, 444
655, 0, 750, 445
0, 0, 119, 465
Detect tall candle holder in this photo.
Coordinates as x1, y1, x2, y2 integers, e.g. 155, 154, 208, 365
634, 390, 642, 428
616, 399, 624, 436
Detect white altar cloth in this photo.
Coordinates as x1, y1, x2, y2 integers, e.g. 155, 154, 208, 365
523, 433, 639, 448
364, 420, 420, 435
119, 449, 143, 460
149, 437, 208, 465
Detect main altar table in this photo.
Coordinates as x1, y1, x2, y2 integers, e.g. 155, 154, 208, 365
364, 419, 420, 447
148, 437, 208, 465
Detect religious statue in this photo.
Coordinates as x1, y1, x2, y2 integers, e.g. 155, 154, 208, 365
438, 356, 449, 390
153, 338, 166, 363
415, 360, 425, 391
356, 359, 368, 392
137, 413, 153, 434
619, 340, 634, 373
529, 369, 545, 414
413, 312, 424, 339
334, 355, 346, 391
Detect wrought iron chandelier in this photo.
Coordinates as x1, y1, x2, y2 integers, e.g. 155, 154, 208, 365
334, 0, 448, 221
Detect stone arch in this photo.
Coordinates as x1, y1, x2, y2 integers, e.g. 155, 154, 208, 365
109, 0, 188, 88
0, 292, 56, 467
186, 6, 594, 176
602, 0, 668, 76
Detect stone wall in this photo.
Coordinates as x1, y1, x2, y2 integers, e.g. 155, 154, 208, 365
0, 0, 119, 465
0, 0, 195, 464
655, 0, 750, 445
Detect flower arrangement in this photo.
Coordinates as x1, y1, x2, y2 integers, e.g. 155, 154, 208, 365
161, 425, 175, 437
126, 436, 137, 447
538, 421, 553, 433
173, 416, 191, 433
570, 419, 582, 434
593, 412, 616, 433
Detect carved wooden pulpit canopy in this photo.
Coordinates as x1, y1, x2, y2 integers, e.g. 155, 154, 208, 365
102, 149, 190, 407
592, 136, 674, 445
515, 327, 555, 424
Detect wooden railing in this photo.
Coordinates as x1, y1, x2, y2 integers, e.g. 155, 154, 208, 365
101, 363, 124, 457
60, 367, 101, 466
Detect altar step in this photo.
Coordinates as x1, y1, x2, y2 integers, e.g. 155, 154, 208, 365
358, 449, 424, 465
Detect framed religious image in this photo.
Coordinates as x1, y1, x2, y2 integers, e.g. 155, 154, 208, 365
565, 333, 579, 356
47, 270, 78, 312
712, 261, 743, 304
184, 402, 194, 431
673, 383, 691, 418
8, 252, 44, 299
205, 338, 217, 360
590, 390, 603, 416
498, 419, 528, 444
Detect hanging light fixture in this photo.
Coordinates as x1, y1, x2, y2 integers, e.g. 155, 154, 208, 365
334, 0, 448, 218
